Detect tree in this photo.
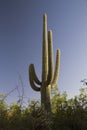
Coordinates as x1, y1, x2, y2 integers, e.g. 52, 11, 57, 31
51, 88, 87, 130
0, 97, 8, 130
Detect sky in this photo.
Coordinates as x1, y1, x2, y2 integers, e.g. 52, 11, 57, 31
0, 0, 87, 105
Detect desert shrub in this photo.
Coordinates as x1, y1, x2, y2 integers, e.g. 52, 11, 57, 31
0, 87, 87, 130
51, 88, 87, 130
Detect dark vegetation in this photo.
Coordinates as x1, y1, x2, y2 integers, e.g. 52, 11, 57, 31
0, 87, 87, 130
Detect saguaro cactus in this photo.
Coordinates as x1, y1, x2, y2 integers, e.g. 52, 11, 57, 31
29, 14, 60, 112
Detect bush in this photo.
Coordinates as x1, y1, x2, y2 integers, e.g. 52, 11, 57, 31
0, 87, 87, 130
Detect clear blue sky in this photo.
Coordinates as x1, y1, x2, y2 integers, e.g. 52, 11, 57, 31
0, 0, 87, 104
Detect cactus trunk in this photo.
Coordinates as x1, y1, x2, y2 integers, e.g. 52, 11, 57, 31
29, 14, 60, 112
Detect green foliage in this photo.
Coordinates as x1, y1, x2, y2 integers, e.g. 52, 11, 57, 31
51, 91, 67, 113
7, 103, 22, 130
52, 88, 87, 130
0, 87, 87, 130
0, 100, 8, 130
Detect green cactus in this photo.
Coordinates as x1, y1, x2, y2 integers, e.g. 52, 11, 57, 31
29, 14, 60, 112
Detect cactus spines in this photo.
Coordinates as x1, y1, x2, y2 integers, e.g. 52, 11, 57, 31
29, 14, 60, 112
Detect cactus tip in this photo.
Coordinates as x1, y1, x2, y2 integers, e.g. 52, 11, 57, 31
43, 13, 47, 18
48, 30, 52, 39
57, 49, 61, 54
44, 13, 47, 16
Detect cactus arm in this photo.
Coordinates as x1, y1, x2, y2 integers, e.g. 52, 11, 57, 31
47, 30, 54, 84
51, 49, 60, 88
29, 64, 40, 91
42, 13, 48, 82
29, 64, 42, 85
